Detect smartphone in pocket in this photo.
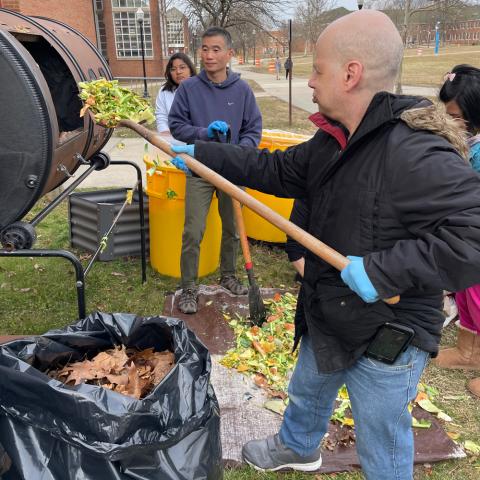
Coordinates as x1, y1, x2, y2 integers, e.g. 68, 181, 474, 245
365, 322, 415, 364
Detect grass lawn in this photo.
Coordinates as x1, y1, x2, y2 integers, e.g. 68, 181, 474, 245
0, 94, 479, 479
248, 45, 480, 88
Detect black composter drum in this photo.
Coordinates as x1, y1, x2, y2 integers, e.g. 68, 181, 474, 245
0, 8, 113, 248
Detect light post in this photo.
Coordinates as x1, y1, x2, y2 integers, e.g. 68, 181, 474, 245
434, 21, 440, 55
135, 7, 149, 98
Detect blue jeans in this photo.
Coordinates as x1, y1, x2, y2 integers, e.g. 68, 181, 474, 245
280, 334, 430, 480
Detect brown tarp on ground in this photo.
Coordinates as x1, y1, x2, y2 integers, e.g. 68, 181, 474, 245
0, 286, 466, 474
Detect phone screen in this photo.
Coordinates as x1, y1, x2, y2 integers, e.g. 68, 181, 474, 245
366, 326, 412, 361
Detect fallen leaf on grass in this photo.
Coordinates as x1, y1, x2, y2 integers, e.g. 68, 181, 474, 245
464, 440, 480, 455
111, 271, 125, 277
437, 411, 453, 422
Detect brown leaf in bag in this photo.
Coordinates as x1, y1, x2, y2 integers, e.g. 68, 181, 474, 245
50, 345, 175, 399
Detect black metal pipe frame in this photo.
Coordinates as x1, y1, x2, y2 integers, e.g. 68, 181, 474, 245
1, 156, 147, 321
0, 249, 86, 319
29, 156, 99, 227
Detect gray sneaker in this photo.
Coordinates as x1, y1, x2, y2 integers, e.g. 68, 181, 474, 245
178, 288, 198, 314
220, 275, 248, 295
242, 434, 322, 472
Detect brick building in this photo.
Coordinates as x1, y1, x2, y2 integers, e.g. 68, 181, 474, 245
0, 0, 97, 43
0, 0, 169, 77
408, 19, 480, 46
165, 7, 189, 55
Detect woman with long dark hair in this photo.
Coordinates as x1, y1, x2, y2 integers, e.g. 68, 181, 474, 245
155, 52, 196, 133
434, 64, 480, 397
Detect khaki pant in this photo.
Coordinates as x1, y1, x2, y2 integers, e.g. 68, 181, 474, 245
180, 176, 239, 288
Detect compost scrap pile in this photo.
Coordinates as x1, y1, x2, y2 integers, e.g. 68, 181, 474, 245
49, 345, 175, 399
79, 78, 154, 127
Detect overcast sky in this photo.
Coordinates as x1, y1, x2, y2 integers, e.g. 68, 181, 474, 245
282, 0, 364, 20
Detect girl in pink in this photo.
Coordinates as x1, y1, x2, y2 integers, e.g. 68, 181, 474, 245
434, 64, 480, 398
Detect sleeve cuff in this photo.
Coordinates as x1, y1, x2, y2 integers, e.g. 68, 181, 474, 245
198, 128, 209, 141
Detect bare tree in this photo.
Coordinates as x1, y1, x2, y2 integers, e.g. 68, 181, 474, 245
295, 0, 333, 53
177, 0, 292, 30
375, 1, 469, 93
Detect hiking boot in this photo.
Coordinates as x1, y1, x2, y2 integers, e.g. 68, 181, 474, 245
242, 434, 322, 472
433, 326, 480, 370
468, 377, 480, 398
220, 275, 248, 295
178, 288, 198, 314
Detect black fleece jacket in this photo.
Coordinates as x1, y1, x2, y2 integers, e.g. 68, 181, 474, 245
194, 92, 480, 371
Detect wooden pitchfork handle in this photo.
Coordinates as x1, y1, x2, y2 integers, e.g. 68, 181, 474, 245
232, 199, 252, 266
119, 120, 400, 305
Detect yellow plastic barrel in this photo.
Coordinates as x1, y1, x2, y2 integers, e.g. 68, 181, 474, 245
144, 150, 221, 278
243, 130, 312, 243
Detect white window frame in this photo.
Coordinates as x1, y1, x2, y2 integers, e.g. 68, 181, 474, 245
112, 0, 153, 59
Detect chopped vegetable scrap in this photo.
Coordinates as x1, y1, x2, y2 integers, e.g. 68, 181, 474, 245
49, 346, 175, 399
78, 78, 155, 128
220, 292, 298, 397
166, 188, 178, 200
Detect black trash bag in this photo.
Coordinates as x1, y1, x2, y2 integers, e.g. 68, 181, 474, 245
0, 312, 223, 480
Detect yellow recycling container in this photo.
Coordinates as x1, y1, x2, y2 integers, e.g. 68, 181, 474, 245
144, 149, 221, 278
243, 130, 312, 243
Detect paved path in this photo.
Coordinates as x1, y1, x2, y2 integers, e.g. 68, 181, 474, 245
64, 137, 148, 189
235, 64, 438, 112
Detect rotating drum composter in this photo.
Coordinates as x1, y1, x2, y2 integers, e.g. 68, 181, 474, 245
0, 8, 112, 247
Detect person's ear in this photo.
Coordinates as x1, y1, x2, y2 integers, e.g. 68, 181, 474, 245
344, 61, 363, 91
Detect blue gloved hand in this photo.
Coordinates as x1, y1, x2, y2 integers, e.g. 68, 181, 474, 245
340, 256, 379, 303
170, 144, 195, 175
207, 120, 229, 139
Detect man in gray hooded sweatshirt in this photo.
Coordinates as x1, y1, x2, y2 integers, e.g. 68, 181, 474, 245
169, 26, 262, 314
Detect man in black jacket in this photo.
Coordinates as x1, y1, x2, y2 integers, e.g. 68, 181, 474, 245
171, 10, 480, 479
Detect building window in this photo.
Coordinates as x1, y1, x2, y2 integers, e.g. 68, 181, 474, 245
167, 19, 183, 47
112, 0, 149, 7
112, 0, 153, 58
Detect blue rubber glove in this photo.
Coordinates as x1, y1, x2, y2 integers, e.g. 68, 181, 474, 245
340, 255, 379, 303
170, 144, 195, 175
207, 120, 229, 139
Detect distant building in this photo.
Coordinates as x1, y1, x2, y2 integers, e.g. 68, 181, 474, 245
408, 19, 480, 46
166, 7, 189, 55
0, 0, 170, 77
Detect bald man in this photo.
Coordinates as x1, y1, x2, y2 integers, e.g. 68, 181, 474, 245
171, 10, 480, 478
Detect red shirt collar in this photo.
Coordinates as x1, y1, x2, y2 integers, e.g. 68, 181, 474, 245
309, 112, 347, 150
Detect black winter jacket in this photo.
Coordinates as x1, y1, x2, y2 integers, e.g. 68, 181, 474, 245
194, 92, 480, 372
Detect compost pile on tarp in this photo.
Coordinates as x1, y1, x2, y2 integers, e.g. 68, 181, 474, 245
0, 313, 222, 480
